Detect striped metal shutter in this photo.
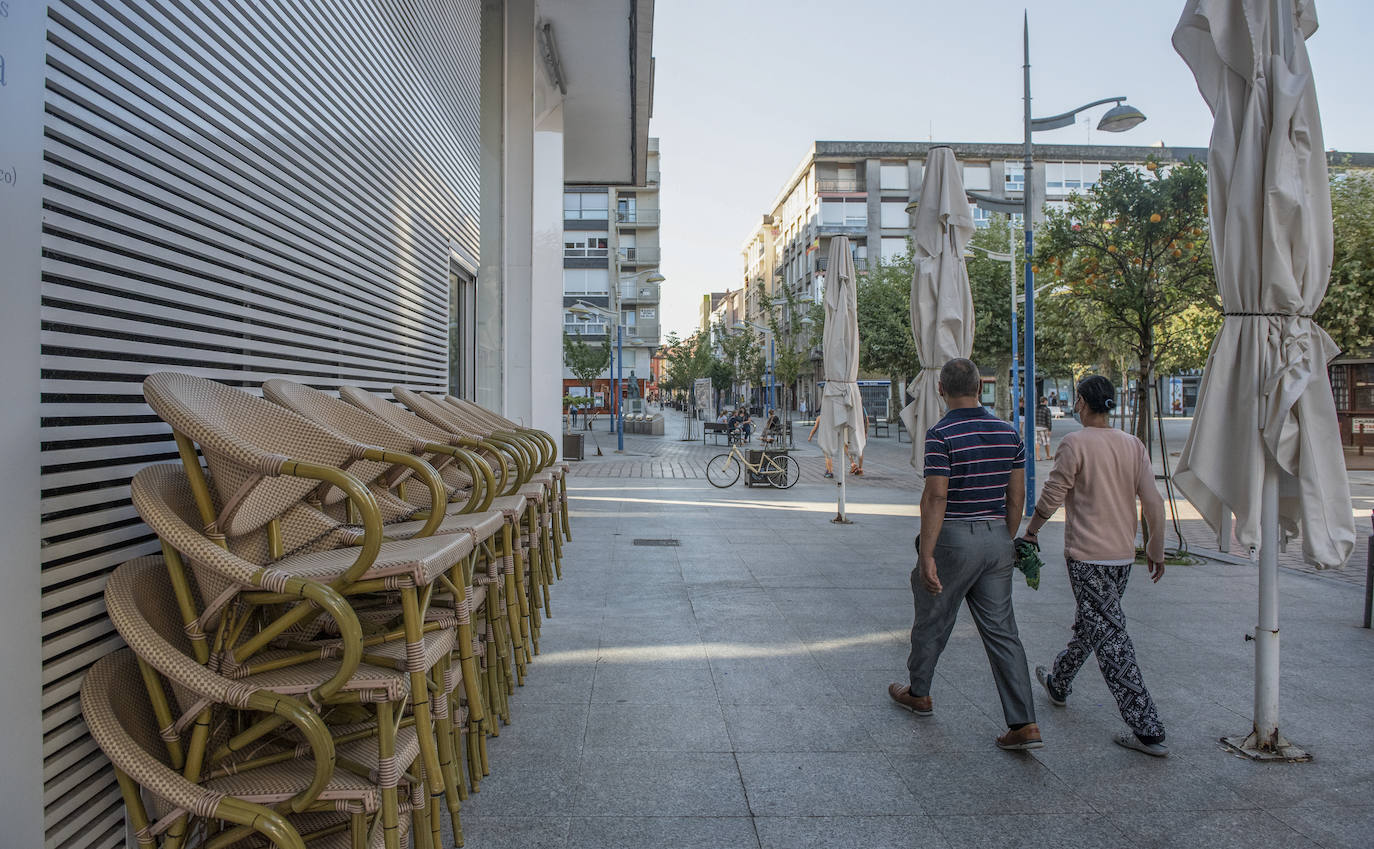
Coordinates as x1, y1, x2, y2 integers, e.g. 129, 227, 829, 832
38, 2, 482, 845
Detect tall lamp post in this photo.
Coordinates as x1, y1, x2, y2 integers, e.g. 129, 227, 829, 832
968, 13, 1145, 514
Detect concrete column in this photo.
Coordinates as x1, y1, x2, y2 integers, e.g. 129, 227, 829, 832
0, 2, 48, 845
502, 0, 535, 422
864, 158, 881, 269
477, 0, 506, 411
530, 93, 564, 437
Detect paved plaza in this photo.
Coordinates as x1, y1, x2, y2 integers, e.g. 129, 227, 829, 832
451, 415, 1374, 849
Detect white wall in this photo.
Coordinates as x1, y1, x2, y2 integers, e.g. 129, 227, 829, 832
0, 3, 47, 844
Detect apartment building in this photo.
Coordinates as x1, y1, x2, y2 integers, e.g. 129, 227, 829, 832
743, 140, 1374, 411
563, 137, 664, 410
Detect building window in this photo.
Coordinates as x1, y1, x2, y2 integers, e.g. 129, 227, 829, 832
972, 206, 993, 229
1354, 364, 1374, 411
820, 199, 867, 227
564, 232, 609, 258
880, 201, 908, 229
564, 268, 610, 294
1005, 162, 1025, 192
639, 307, 656, 320
880, 237, 906, 262
1331, 365, 1350, 411
964, 164, 991, 191
564, 191, 609, 220
880, 163, 909, 192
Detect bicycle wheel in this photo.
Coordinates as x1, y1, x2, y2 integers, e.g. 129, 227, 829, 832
765, 454, 799, 489
705, 454, 742, 488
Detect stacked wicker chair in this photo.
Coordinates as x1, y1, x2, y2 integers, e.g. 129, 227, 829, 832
81, 373, 571, 849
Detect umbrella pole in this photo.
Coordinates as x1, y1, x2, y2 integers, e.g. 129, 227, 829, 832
1223, 452, 1310, 760
832, 452, 852, 524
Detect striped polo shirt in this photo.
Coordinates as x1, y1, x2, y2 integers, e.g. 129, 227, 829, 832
924, 406, 1025, 520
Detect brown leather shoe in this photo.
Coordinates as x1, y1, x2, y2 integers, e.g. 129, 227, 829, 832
887, 683, 933, 716
996, 723, 1044, 750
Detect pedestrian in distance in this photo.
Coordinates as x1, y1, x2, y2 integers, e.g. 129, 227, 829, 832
1035, 395, 1054, 461
1019, 375, 1169, 757
889, 358, 1042, 751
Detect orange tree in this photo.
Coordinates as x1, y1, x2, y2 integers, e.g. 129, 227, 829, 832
1036, 158, 1218, 441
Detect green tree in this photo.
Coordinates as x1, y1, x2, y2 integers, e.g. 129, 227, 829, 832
966, 217, 1020, 419
855, 246, 920, 418
757, 280, 811, 415
563, 332, 611, 408
1319, 170, 1374, 354
1037, 158, 1218, 441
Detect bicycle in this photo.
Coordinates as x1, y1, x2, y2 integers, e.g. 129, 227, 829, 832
705, 442, 799, 489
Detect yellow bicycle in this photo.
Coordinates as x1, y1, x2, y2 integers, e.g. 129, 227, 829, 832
705, 444, 799, 489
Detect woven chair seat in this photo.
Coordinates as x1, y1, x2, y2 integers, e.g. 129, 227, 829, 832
219, 653, 411, 704
281, 723, 422, 788
517, 483, 548, 506
528, 470, 556, 487
487, 494, 529, 518
222, 809, 410, 849
274, 533, 473, 587
205, 731, 412, 813
384, 508, 505, 545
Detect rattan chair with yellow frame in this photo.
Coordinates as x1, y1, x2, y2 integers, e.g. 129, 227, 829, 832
140, 373, 480, 849
102, 556, 428, 849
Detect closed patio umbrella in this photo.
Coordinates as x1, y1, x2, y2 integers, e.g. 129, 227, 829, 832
899, 146, 976, 472
820, 235, 866, 522
1173, 0, 1356, 758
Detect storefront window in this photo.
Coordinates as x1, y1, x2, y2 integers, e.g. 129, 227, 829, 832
1352, 364, 1374, 410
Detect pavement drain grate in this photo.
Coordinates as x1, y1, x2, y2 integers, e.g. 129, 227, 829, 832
632, 538, 680, 547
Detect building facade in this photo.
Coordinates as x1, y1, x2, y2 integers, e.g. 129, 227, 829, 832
744, 141, 1374, 413
0, 2, 653, 845
562, 137, 663, 411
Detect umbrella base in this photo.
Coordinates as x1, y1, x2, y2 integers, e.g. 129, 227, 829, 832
1220, 732, 1312, 762
831, 515, 853, 525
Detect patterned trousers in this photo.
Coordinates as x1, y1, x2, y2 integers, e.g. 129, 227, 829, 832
1048, 558, 1165, 742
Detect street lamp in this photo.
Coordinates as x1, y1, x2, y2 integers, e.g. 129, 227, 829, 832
967, 13, 1145, 515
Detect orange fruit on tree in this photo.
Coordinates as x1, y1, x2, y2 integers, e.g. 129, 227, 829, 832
1146, 161, 1158, 172
1150, 213, 1162, 223
1107, 244, 1118, 254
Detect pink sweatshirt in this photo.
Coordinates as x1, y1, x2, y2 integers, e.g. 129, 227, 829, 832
1034, 427, 1165, 565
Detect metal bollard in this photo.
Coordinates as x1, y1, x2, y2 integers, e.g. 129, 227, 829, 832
1365, 511, 1373, 629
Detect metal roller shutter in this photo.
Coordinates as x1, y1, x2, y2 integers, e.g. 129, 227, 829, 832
37, 2, 482, 845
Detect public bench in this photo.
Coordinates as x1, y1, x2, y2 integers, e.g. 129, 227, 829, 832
703, 421, 730, 445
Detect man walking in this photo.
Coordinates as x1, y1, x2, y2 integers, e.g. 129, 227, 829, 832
888, 358, 1042, 750
1035, 395, 1054, 461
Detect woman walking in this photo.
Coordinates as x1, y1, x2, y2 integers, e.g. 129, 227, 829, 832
1018, 375, 1169, 756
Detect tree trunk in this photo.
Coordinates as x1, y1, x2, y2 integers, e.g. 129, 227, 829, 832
1135, 355, 1153, 447
994, 355, 1013, 422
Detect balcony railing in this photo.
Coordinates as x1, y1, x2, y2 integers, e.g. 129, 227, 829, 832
816, 221, 866, 235
564, 247, 609, 259
645, 168, 661, 185
817, 179, 861, 193
563, 323, 609, 336
617, 246, 660, 264
619, 282, 660, 301
615, 209, 660, 226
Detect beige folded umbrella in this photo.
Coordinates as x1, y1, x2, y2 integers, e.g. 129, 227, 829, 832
899, 146, 976, 472
1173, 0, 1356, 758
820, 235, 866, 522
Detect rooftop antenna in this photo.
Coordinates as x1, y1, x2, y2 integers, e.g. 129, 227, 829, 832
928, 121, 934, 142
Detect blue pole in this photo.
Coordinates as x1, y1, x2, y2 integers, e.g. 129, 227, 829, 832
1022, 13, 1036, 517
1009, 222, 1020, 434
617, 324, 624, 452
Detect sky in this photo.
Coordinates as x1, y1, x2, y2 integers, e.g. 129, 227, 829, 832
647, 0, 1374, 339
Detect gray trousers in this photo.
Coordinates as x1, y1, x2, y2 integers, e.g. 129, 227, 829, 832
907, 519, 1036, 727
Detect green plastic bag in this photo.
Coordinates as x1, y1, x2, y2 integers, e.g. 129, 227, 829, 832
1013, 538, 1043, 590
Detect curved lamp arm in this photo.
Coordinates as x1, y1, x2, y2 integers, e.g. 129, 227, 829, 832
1029, 96, 1125, 132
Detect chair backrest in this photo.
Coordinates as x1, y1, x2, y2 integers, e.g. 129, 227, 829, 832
339, 386, 476, 494
392, 386, 476, 439
142, 373, 358, 538
132, 463, 347, 589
